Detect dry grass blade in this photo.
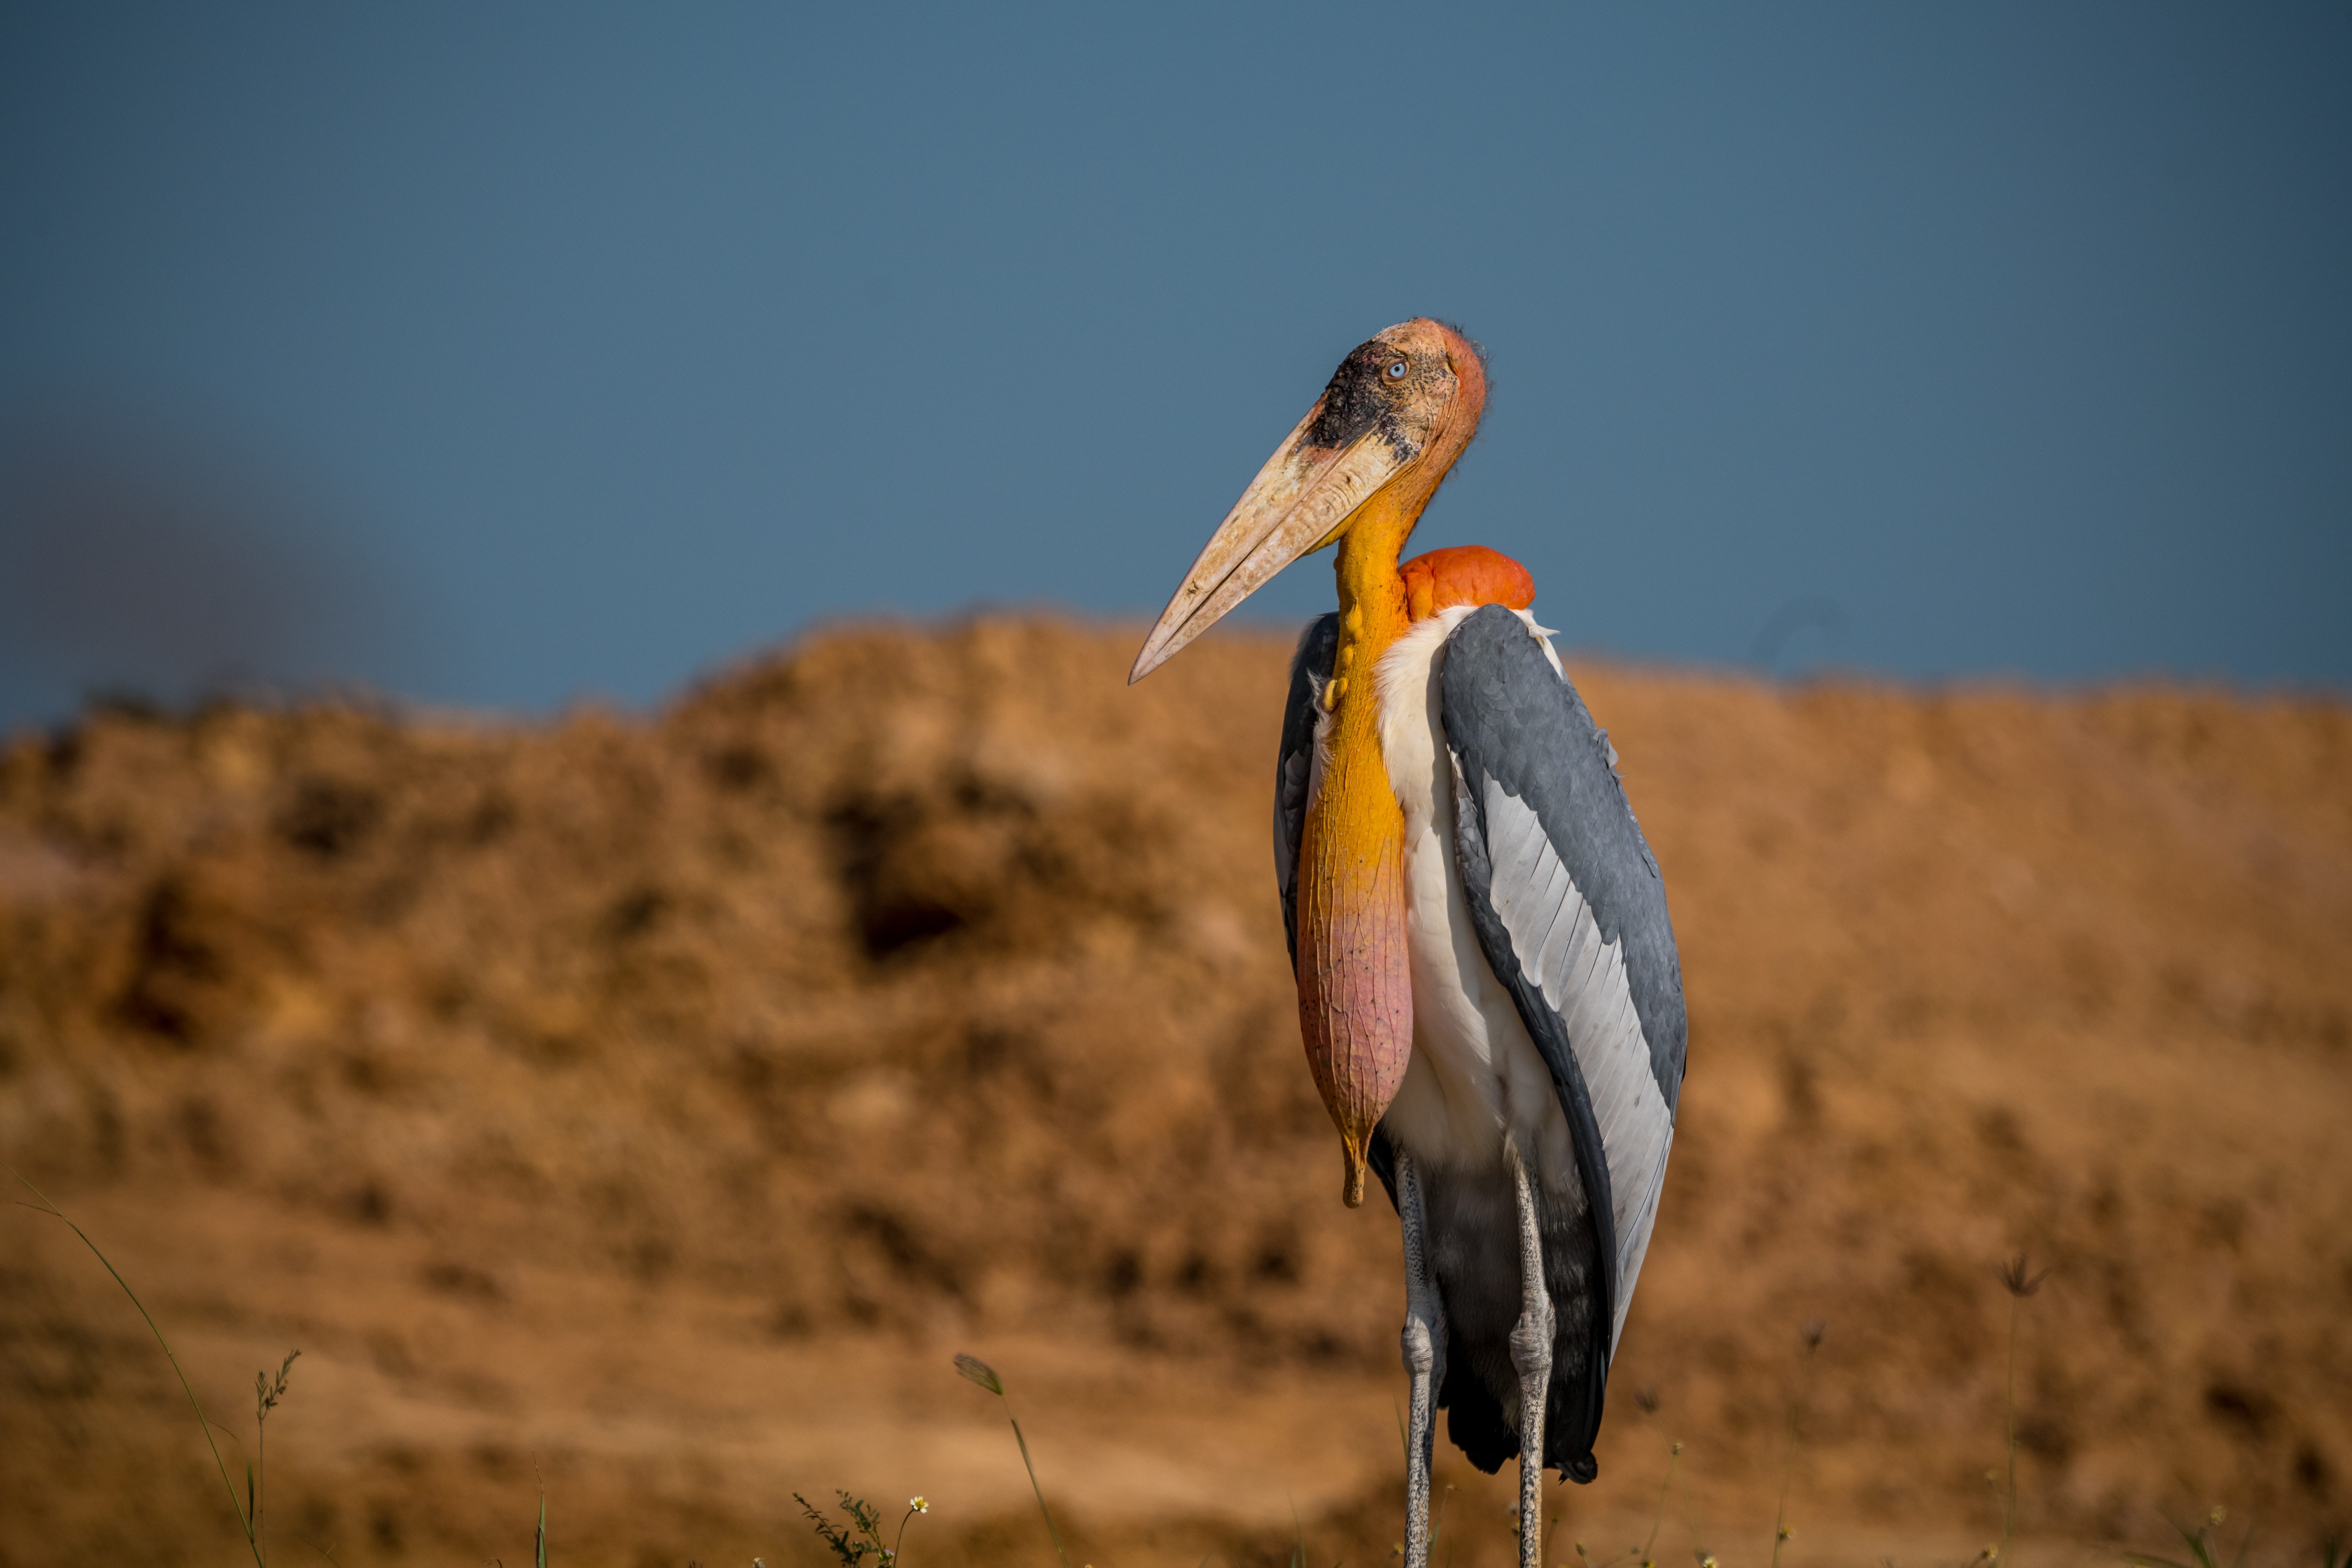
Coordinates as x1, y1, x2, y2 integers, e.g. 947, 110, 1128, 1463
1994, 1255, 2047, 1564
954, 1353, 1005, 1396
9, 1161, 265, 1568
953, 1353, 1069, 1568
255, 1348, 301, 1564
1770, 1320, 1826, 1568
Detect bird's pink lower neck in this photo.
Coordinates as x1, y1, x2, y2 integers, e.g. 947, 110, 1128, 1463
1294, 500, 1419, 1206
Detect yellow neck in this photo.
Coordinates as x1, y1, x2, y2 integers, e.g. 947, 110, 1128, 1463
1322, 486, 1420, 716
1294, 483, 1423, 1204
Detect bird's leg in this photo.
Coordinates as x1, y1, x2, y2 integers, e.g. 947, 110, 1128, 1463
1398, 1148, 1446, 1568
1507, 1142, 1555, 1568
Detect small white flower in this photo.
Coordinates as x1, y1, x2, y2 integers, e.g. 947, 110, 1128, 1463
911, 1497, 929, 1514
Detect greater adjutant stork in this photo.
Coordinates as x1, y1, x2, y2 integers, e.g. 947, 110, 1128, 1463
1129, 320, 1686, 1568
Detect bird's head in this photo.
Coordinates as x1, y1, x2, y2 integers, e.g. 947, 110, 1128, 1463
1129, 318, 1488, 683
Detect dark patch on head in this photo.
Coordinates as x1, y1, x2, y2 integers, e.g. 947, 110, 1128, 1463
1302, 337, 1425, 460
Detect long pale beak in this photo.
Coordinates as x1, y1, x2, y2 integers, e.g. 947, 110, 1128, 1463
1128, 405, 1409, 683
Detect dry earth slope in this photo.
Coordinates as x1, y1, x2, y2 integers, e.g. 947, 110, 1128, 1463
0, 617, 2347, 1568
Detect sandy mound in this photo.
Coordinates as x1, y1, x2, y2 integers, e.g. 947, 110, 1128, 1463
1, 618, 2346, 1568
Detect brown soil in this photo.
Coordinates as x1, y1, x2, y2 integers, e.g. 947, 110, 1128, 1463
1, 617, 2346, 1568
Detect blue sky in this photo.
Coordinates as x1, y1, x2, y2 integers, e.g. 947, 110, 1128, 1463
3, 3, 2347, 727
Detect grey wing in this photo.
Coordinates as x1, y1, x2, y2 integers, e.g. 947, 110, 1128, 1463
1440, 604, 1687, 1356
1275, 613, 1339, 975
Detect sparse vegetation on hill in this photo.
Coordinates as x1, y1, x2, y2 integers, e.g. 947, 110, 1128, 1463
1, 618, 2345, 1565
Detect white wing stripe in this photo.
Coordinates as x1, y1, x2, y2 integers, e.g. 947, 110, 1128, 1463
1565, 887, 1605, 992
1480, 778, 1676, 1354
1484, 794, 1535, 926
1519, 854, 1571, 980
1535, 878, 1579, 990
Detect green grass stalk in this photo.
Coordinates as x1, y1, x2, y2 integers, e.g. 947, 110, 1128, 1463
1641, 1442, 1684, 1568
2124, 1507, 2256, 1568
956, 1353, 1071, 1568
10, 1162, 265, 1568
798, 1488, 925, 1568
1770, 1321, 1826, 1568
2002, 1292, 2020, 1560
255, 1349, 300, 1564
1994, 1255, 2046, 1565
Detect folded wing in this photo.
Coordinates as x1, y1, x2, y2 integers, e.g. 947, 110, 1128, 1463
1439, 604, 1687, 1354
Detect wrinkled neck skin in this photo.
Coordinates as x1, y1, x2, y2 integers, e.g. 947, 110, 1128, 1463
1295, 481, 1436, 1207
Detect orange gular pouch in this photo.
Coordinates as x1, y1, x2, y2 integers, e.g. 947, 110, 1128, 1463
1295, 709, 1416, 1209
1400, 545, 1536, 621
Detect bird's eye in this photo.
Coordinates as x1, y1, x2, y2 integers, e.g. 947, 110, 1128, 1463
1385, 359, 1409, 381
